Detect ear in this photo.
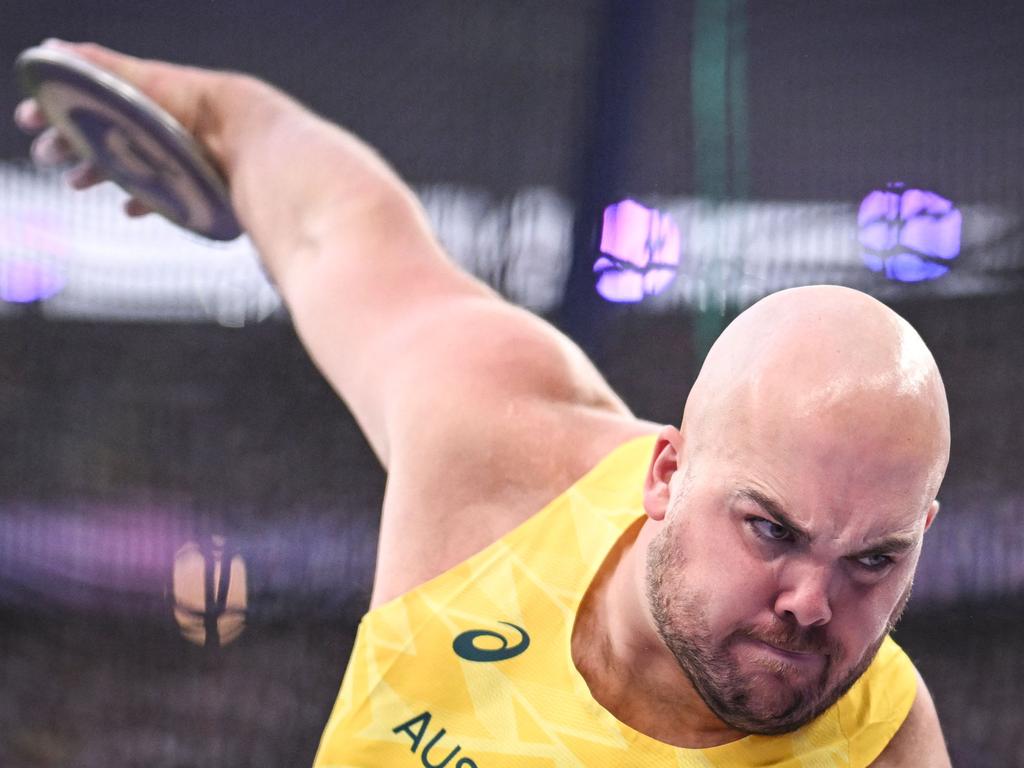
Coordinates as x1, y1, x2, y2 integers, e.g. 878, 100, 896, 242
643, 425, 684, 522
923, 499, 940, 532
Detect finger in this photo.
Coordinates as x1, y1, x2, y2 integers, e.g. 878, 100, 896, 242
14, 99, 48, 133
42, 39, 149, 91
31, 128, 79, 168
123, 197, 155, 218
39, 39, 197, 127
66, 162, 106, 190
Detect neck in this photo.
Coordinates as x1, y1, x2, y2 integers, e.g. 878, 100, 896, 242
571, 520, 746, 749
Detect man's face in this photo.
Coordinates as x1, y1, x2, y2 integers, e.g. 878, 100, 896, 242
644, 416, 935, 735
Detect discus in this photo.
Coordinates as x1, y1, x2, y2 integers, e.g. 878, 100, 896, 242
15, 45, 242, 241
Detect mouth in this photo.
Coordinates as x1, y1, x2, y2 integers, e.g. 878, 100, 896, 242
741, 638, 827, 673
761, 641, 821, 659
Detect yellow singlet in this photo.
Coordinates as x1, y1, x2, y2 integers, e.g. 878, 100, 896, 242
314, 437, 917, 768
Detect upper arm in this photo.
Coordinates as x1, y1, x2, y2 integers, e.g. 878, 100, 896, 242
870, 670, 951, 767
283, 195, 630, 469
363, 295, 658, 604
267, 158, 643, 601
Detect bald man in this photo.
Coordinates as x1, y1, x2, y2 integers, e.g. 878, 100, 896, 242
16, 42, 951, 767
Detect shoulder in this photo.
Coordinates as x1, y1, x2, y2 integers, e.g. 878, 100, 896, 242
370, 413, 659, 607
365, 295, 665, 606
869, 669, 950, 767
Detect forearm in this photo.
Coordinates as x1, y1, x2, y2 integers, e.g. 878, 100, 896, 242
187, 72, 499, 459
196, 74, 452, 295
16, 44, 607, 469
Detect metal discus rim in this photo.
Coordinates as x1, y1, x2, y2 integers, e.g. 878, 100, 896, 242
15, 45, 242, 241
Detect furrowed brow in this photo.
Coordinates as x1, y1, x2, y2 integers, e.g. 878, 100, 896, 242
736, 488, 810, 542
736, 488, 920, 556
850, 535, 918, 558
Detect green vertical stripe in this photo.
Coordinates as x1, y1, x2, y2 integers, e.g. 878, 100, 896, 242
691, 0, 748, 361
692, 0, 730, 199
692, 0, 750, 199
727, 0, 750, 199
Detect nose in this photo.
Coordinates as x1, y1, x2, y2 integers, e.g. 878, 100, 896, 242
773, 561, 833, 628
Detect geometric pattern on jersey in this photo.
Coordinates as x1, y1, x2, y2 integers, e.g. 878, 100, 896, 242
313, 436, 917, 768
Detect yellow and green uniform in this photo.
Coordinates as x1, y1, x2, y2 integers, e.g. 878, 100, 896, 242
314, 436, 916, 767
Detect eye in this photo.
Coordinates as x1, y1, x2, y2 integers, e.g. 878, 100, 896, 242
748, 517, 794, 542
855, 553, 893, 571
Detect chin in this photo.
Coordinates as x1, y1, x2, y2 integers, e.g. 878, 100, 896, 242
724, 683, 826, 735
714, 654, 870, 736
708, 680, 823, 735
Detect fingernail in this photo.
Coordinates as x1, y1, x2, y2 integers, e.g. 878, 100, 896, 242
42, 38, 70, 49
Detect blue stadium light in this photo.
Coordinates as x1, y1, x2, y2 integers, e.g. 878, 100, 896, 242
595, 199, 681, 303
0, 212, 68, 303
858, 183, 961, 283
0, 259, 65, 303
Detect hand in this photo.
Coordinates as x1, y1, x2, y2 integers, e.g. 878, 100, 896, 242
13, 39, 228, 217
14, 89, 114, 197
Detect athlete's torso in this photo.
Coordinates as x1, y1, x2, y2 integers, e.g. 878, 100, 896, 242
314, 437, 917, 768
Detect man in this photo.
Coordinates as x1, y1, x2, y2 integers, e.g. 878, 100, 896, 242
16, 41, 951, 766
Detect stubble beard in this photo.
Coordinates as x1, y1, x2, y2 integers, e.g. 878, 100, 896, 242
644, 514, 912, 736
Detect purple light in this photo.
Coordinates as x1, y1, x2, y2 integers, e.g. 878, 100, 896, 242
858, 183, 961, 283
595, 199, 681, 303
0, 212, 69, 303
1, 260, 65, 303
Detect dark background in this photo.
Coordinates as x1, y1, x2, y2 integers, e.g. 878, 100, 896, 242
1, 2, 1023, 766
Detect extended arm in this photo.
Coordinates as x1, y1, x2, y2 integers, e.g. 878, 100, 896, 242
18, 43, 631, 463
16, 42, 647, 601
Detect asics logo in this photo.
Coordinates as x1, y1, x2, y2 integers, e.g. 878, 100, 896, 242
452, 622, 530, 662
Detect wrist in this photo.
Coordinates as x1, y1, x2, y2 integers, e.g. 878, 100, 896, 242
194, 72, 284, 178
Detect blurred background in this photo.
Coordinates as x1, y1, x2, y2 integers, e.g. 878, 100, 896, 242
1, 1, 1022, 766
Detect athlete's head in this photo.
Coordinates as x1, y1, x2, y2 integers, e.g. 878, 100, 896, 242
641, 285, 949, 735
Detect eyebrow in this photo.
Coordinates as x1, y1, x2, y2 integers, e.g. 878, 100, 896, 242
735, 488, 919, 557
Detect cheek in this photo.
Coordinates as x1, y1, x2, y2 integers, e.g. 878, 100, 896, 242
831, 578, 908, 649
691, 528, 776, 627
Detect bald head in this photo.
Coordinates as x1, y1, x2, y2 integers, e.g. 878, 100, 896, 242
638, 286, 949, 735
681, 285, 950, 498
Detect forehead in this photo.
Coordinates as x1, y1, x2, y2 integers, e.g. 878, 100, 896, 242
712, 382, 940, 495
685, 363, 943, 544
690, 424, 933, 548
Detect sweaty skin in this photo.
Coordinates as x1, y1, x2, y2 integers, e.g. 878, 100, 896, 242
573, 285, 950, 750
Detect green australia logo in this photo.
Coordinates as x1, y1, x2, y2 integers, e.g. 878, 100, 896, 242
452, 621, 530, 662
